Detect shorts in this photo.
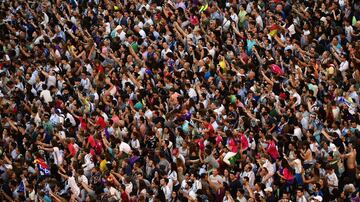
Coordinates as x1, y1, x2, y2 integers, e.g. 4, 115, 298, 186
295, 173, 303, 186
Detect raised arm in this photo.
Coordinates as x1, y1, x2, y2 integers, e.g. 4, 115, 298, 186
273, 35, 286, 48
129, 46, 144, 66
127, 72, 141, 89
81, 182, 94, 194
261, 70, 274, 85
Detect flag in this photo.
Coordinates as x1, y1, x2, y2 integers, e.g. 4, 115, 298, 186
223, 152, 240, 165
269, 24, 279, 37
352, 16, 357, 26
34, 158, 51, 176
228, 152, 240, 165
338, 96, 352, 107
17, 180, 25, 193
199, 3, 208, 13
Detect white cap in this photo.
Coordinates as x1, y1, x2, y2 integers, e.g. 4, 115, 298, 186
314, 195, 323, 201
264, 187, 273, 192
115, 25, 122, 31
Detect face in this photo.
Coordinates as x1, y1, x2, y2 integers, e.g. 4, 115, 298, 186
296, 190, 303, 197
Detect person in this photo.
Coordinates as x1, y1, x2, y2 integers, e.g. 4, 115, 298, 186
341, 142, 357, 183
296, 188, 308, 202
0, 0, 359, 201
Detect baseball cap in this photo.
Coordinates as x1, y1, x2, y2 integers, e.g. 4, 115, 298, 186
264, 187, 273, 192
314, 195, 323, 201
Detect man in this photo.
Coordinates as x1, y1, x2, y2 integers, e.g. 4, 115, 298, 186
325, 165, 338, 194
240, 163, 255, 188
236, 189, 247, 202
296, 188, 307, 202
229, 171, 241, 198
264, 187, 275, 202
208, 169, 224, 191
339, 53, 349, 78
158, 152, 170, 173
160, 178, 171, 201
39, 84, 53, 104
200, 148, 219, 169
341, 142, 357, 183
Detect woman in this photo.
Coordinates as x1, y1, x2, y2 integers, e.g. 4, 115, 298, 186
301, 143, 315, 170
168, 162, 179, 191
137, 179, 147, 198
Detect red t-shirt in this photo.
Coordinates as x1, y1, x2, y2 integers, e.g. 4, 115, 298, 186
228, 138, 238, 153
95, 140, 103, 154
96, 65, 105, 74
79, 117, 88, 131
206, 123, 214, 137
96, 116, 107, 129
266, 140, 279, 160
195, 138, 205, 152
68, 143, 76, 156
283, 168, 295, 180
121, 191, 129, 202
240, 134, 249, 151
88, 135, 96, 148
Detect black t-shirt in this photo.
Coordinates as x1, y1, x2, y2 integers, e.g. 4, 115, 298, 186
333, 137, 345, 153
229, 179, 241, 198
1, 183, 13, 199
273, 82, 282, 95
146, 136, 158, 149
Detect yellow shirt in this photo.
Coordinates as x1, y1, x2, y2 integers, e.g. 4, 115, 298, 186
100, 159, 107, 172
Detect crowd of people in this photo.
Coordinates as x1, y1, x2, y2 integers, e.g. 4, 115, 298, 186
0, 0, 360, 201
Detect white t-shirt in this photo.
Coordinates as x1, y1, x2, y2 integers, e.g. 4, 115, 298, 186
144, 18, 154, 27
293, 159, 303, 174
339, 61, 349, 72
53, 147, 63, 165
130, 139, 140, 150
327, 172, 338, 192
119, 31, 127, 41
138, 30, 146, 39
345, 25, 353, 41
78, 174, 88, 185
263, 160, 275, 175
230, 13, 239, 24
68, 176, 80, 196
209, 174, 224, 187
81, 78, 91, 90
188, 88, 197, 99
47, 75, 56, 88
40, 90, 53, 103
66, 113, 76, 126
256, 15, 264, 30
293, 127, 303, 140
162, 185, 171, 201
292, 92, 301, 106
